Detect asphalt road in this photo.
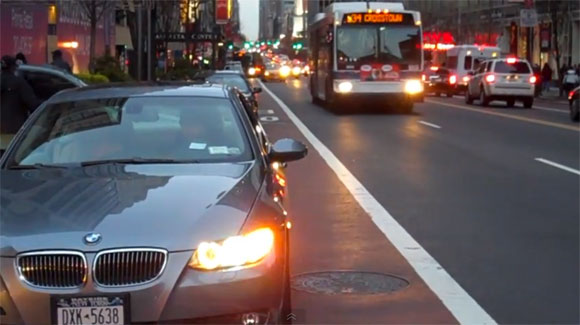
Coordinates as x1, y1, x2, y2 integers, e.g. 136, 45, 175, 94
254, 77, 579, 324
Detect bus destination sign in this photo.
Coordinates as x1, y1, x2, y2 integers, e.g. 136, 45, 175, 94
343, 12, 413, 25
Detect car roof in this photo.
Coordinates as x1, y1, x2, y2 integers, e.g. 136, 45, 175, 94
212, 70, 244, 75
18, 64, 69, 74
46, 82, 230, 103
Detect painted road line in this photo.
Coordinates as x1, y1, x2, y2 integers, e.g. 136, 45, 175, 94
260, 81, 496, 325
419, 120, 442, 129
427, 99, 579, 132
535, 158, 580, 176
532, 105, 567, 113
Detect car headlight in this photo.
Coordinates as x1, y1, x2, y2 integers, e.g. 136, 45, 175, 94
404, 79, 423, 94
338, 81, 353, 93
280, 66, 291, 77
265, 71, 270, 76
189, 228, 274, 270
248, 67, 256, 75
292, 66, 301, 75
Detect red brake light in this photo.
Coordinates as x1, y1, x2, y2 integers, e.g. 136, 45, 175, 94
422, 74, 426, 81
529, 75, 537, 84
462, 76, 470, 83
430, 66, 439, 71
569, 90, 575, 100
507, 57, 517, 64
485, 74, 496, 83
449, 75, 457, 85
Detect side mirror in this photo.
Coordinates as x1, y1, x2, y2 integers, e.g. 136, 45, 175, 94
269, 138, 307, 163
253, 87, 262, 94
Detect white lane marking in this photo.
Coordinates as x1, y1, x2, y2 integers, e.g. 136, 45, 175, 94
267, 109, 275, 114
532, 105, 567, 113
535, 158, 580, 176
419, 120, 442, 129
260, 81, 496, 325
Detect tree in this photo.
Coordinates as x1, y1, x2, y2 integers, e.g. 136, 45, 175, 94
548, 0, 567, 77
78, 0, 115, 72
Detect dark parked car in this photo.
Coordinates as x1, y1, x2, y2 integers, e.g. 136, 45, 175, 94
16, 64, 86, 101
422, 67, 457, 97
0, 83, 307, 324
569, 86, 579, 122
206, 70, 262, 116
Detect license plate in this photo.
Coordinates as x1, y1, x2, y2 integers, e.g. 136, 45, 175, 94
52, 295, 130, 325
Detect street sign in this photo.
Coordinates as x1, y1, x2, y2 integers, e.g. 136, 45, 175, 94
520, 9, 537, 27
154, 33, 219, 42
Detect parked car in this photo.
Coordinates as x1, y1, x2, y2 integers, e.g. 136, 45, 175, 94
16, 64, 86, 101
569, 86, 579, 122
206, 70, 262, 116
0, 83, 307, 324
224, 61, 244, 73
465, 57, 535, 108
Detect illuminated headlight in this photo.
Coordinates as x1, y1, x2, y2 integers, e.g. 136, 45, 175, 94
292, 66, 301, 75
248, 67, 256, 75
279, 66, 291, 77
337, 81, 353, 93
404, 80, 423, 94
265, 71, 270, 76
189, 228, 274, 270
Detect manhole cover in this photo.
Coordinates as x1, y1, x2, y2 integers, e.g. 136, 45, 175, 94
291, 271, 409, 295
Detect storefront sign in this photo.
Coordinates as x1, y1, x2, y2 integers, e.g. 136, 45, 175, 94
155, 32, 219, 42
520, 9, 537, 27
540, 23, 551, 52
215, 0, 230, 25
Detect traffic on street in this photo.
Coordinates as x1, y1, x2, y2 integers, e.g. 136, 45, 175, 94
1, 1, 579, 325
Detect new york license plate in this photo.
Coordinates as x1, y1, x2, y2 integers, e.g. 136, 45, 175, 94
51, 295, 129, 325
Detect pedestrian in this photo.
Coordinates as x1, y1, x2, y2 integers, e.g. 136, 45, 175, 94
51, 50, 72, 73
541, 63, 552, 93
533, 64, 542, 97
561, 69, 580, 95
15, 52, 27, 65
0, 55, 41, 154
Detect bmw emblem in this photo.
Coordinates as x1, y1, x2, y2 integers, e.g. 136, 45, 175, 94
83, 233, 102, 245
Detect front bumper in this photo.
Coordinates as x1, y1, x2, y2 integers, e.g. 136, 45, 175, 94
0, 247, 284, 324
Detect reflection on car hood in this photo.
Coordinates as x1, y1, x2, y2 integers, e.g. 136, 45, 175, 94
0, 162, 262, 255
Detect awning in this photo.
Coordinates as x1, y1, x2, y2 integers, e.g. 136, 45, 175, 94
115, 26, 133, 50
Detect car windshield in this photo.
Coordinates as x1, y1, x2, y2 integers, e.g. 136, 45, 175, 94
378, 26, 421, 65
206, 74, 250, 92
7, 96, 253, 166
494, 61, 531, 74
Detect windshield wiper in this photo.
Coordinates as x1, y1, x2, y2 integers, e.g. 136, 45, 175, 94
81, 158, 201, 166
7, 163, 76, 170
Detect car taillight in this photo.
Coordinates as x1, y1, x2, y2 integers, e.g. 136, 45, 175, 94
449, 75, 457, 85
421, 74, 426, 81
529, 75, 537, 84
462, 76, 470, 83
569, 90, 575, 101
485, 74, 496, 83
507, 57, 517, 64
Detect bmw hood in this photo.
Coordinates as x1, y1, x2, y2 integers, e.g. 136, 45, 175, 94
0, 162, 262, 255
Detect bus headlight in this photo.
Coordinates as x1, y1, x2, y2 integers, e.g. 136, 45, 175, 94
404, 80, 423, 94
248, 67, 256, 76
338, 81, 353, 93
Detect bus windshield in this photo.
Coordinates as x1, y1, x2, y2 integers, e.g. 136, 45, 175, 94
337, 25, 421, 70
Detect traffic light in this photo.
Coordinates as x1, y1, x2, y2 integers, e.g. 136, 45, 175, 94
244, 42, 250, 49
267, 41, 272, 45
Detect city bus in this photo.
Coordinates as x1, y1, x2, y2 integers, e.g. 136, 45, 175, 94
308, 2, 423, 113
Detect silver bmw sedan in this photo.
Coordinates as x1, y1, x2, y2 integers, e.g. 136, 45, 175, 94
0, 83, 307, 324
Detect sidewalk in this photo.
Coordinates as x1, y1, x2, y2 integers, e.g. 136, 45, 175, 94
538, 86, 570, 104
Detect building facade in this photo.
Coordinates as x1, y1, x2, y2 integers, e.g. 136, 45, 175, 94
1, 0, 115, 73
404, 0, 580, 75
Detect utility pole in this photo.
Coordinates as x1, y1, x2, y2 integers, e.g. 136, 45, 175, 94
147, 4, 152, 81
137, 5, 142, 81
